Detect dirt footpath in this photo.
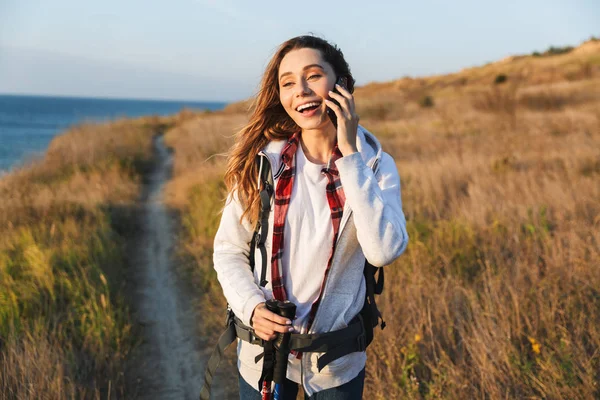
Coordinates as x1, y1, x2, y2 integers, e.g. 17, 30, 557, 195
126, 134, 225, 400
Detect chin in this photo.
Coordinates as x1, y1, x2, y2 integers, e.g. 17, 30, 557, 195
293, 118, 330, 131
296, 122, 319, 130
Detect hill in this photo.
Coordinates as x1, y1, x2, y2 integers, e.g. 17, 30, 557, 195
162, 37, 600, 399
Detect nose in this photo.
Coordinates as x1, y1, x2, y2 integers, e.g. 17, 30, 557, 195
294, 79, 311, 97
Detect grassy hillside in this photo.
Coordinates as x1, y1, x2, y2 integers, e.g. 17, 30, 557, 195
1, 37, 597, 399
0, 116, 172, 398
164, 38, 600, 399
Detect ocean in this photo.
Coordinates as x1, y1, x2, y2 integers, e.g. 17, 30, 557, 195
0, 94, 227, 173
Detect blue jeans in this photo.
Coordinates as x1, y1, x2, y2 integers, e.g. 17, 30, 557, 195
238, 368, 365, 400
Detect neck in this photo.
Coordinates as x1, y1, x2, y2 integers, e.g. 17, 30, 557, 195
300, 125, 337, 165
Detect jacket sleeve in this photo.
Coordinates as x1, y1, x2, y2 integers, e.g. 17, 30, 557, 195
213, 191, 266, 326
335, 151, 409, 267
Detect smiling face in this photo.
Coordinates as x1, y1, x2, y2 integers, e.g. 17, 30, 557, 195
278, 47, 337, 131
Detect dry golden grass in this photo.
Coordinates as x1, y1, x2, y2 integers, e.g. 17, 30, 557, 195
0, 116, 170, 398
164, 39, 600, 399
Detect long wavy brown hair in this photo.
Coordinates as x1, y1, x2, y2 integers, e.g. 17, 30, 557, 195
223, 35, 355, 227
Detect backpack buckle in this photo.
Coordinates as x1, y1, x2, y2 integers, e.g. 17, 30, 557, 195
225, 306, 234, 327
250, 330, 265, 347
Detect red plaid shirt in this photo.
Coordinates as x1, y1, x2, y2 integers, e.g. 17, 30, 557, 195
270, 131, 346, 332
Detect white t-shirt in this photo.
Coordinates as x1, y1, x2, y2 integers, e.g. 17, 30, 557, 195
281, 143, 334, 382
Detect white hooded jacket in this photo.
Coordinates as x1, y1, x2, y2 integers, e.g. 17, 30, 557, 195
213, 125, 409, 395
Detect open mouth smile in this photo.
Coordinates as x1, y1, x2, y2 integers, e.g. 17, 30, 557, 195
295, 101, 323, 117
295, 101, 322, 113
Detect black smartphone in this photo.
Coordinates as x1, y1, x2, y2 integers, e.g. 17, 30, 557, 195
326, 76, 348, 128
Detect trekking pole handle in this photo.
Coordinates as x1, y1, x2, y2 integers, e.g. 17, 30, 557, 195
273, 301, 297, 385
260, 299, 280, 399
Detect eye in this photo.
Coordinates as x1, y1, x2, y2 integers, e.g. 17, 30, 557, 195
282, 81, 293, 88
308, 74, 321, 80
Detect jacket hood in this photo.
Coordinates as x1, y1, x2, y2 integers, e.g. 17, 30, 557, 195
259, 125, 383, 176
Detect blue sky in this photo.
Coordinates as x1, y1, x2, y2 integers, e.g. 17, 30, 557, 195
0, 0, 598, 102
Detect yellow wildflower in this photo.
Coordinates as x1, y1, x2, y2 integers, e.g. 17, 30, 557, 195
415, 334, 422, 343
528, 336, 541, 354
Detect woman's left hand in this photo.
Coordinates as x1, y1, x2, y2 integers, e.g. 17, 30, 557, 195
324, 84, 359, 156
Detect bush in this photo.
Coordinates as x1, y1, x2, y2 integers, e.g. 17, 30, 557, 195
494, 74, 508, 84
531, 45, 574, 57
546, 45, 574, 56
419, 95, 435, 108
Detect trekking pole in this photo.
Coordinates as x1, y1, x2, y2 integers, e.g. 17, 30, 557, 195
272, 301, 297, 400
261, 299, 280, 400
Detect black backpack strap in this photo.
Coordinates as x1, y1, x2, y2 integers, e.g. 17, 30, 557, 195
288, 314, 367, 371
360, 262, 386, 347
199, 309, 237, 400
200, 155, 274, 399
200, 263, 387, 397
250, 154, 273, 287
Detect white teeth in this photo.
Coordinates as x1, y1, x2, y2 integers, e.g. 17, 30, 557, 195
296, 102, 321, 112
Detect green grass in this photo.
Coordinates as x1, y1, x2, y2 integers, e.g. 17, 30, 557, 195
0, 117, 164, 398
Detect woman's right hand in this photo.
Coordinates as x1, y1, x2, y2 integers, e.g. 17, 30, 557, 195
251, 302, 294, 341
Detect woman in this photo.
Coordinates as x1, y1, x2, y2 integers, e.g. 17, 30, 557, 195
213, 35, 409, 399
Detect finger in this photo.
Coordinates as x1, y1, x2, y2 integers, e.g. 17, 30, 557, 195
253, 325, 286, 342
335, 84, 355, 113
254, 326, 275, 339
327, 90, 350, 109
254, 329, 277, 342
252, 321, 277, 338
254, 318, 293, 334
263, 332, 277, 341
324, 99, 343, 119
335, 83, 353, 99
257, 309, 292, 326
328, 91, 352, 116
336, 84, 356, 114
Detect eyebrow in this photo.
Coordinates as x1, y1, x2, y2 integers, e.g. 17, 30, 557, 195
279, 64, 324, 81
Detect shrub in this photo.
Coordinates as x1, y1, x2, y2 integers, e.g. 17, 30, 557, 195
531, 45, 575, 57
419, 95, 435, 108
546, 45, 574, 56
494, 74, 508, 84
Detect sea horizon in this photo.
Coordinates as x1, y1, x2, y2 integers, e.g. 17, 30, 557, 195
0, 93, 228, 173
0, 91, 232, 105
